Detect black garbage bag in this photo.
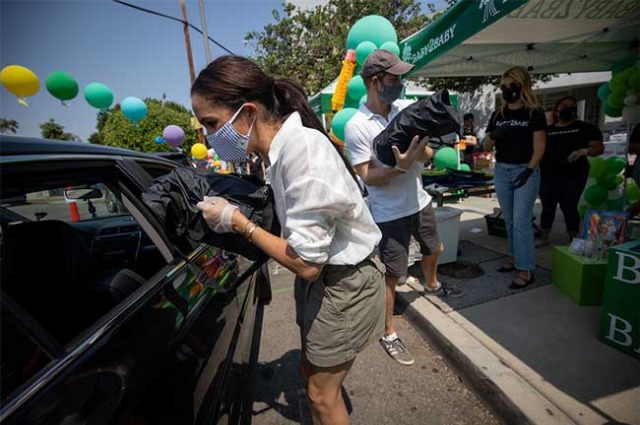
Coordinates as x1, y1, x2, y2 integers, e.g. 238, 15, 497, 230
373, 89, 461, 167
142, 167, 279, 261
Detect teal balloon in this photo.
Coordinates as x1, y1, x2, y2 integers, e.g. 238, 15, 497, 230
605, 156, 626, 175
355, 41, 377, 65
597, 83, 612, 101
434, 147, 458, 170
584, 184, 608, 206
343, 95, 360, 110
610, 57, 638, 75
380, 41, 400, 56
460, 163, 471, 171
346, 15, 397, 51
588, 156, 606, 178
596, 173, 618, 190
331, 107, 358, 141
603, 102, 623, 118
121, 96, 148, 123
45, 71, 78, 102
359, 94, 367, 105
84, 82, 113, 110
347, 75, 366, 100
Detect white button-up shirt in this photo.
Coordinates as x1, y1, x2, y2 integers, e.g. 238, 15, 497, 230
266, 112, 381, 265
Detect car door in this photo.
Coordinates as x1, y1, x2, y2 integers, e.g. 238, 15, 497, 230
1, 152, 266, 424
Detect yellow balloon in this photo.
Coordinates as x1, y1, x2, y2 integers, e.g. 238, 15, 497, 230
191, 143, 208, 160
0, 65, 40, 101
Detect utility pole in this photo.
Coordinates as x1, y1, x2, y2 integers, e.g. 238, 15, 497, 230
198, 0, 212, 64
179, 0, 204, 143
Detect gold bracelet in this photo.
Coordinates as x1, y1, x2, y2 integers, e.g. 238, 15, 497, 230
243, 220, 254, 237
246, 224, 258, 242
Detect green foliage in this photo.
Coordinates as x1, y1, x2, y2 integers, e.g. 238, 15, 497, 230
245, 0, 430, 96
100, 98, 197, 153
39, 119, 80, 141
422, 73, 555, 94
0, 118, 19, 134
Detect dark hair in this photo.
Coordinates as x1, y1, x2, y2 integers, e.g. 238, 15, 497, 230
552, 96, 577, 113
463, 113, 474, 121
192, 55, 357, 179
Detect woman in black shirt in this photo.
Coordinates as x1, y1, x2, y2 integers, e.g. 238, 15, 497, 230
484, 66, 546, 289
538, 96, 604, 245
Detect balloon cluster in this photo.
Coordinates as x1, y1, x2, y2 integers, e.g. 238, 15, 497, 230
202, 149, 230, 173
578, 156, 627, 216
329, 15, 401, 144
597, 57, 640, 123
432, 146, 471, 172
0, 64, 149, 126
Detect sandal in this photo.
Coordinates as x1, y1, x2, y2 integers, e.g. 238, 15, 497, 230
497, 262, 516, 273
509, 272, 535, 290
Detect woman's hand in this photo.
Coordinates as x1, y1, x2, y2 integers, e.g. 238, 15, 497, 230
196, 196, 239, 233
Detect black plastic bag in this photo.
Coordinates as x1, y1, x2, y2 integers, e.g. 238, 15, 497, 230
373, 89, 461, 167
142, 167, 279, 261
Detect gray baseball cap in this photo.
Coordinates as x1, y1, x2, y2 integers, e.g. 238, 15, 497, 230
361, 49, 414, 78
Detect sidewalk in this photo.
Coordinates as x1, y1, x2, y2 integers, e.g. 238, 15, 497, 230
396, 195, 640, 425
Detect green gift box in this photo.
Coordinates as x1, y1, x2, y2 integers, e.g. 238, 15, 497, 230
599, 241, 640, 359
551, 246, 608, 305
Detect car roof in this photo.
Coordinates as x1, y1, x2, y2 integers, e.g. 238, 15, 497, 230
0, 135, 182, 166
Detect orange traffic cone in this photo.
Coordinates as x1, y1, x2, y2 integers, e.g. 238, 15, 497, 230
69, 201, 80, 222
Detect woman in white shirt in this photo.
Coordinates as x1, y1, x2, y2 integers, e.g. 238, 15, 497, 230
193, 55, 385, 425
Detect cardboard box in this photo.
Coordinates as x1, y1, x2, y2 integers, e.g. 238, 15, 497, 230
599, 241, 640, 359
551, 246, 608, 305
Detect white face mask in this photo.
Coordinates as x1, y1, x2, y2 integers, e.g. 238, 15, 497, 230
205, 105, 255, 162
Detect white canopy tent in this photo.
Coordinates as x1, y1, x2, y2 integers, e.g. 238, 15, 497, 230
401, 0, 639, 78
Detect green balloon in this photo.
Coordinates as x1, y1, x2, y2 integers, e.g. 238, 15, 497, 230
330, 107, 358, 141
355, 41, 377, 66
603, 102, 623, 118
607, 90, 626, 109
605, 197, 624, 211
610, 57, 638, 75
45, 71, 78, 102
578, 204, 589, 217
84, 82, 113, 110
628, 68, 640, 91
605, 156, 626, 175
347, 75, 366, 101
596, 173, 618, 190
359, 94, 367, 106
434, 147, 458, 170
460, 163, 471, 171
626, 182, 640, 201
588, 156, 606, 178
380, 41, 400, 56
584, 184, 608, 206
346, 15, 397, 51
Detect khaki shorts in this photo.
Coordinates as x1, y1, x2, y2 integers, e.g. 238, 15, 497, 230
294, 255, 386, 368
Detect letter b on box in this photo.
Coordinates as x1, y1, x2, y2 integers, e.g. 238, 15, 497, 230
599, 241, 640, 359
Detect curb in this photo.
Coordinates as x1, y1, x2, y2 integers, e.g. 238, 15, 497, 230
395, 283, 575, 425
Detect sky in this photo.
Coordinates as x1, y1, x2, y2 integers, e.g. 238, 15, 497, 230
1, 0, 447, 141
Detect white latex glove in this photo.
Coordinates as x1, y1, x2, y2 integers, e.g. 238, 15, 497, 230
196, 196, 238, 233
567, 148, 588, 163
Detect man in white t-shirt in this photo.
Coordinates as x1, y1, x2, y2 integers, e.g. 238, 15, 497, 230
344, 50, 463, 366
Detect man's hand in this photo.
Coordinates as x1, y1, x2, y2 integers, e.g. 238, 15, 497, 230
392, 135, 427, 171
567, 148, 588, 163
512, 168, 533, 189
196, 196, 239, 233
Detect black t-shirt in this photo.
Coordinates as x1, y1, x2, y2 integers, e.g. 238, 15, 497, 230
486, 106, 546, 164
461, 127, 477, 155
541, 121, 603, 174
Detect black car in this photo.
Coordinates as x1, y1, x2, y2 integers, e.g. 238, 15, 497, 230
0, 136, 271, 424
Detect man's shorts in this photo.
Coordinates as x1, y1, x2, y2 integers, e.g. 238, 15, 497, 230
377, 203, 441, 277
294, 255, 386, 368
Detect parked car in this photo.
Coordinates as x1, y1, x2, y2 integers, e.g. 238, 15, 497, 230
0, 136, 271, 424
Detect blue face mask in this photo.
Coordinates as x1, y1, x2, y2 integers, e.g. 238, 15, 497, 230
205, 105, 255, 162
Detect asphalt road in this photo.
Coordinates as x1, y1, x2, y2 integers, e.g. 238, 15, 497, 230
250, 261, 499, 425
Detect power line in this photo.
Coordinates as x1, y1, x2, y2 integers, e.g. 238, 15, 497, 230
111, 0, 235, 55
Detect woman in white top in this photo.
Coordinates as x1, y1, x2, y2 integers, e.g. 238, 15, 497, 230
192, 55, 385, 425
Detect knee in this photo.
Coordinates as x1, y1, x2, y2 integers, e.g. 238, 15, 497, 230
306, 383, 336, 415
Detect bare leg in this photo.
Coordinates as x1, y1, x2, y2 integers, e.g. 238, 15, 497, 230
422, 242, 443, 289
307, 359, 355, 425
384, 274, 400, 335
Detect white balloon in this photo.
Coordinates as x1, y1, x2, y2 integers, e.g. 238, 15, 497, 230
622, 104, 640, 123
623, 94, 638, 106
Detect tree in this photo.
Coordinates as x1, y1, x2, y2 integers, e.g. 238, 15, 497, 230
40, 119, 80, 141
0, 118, 19, 134
98, 98, 198, 153
247, 0, 554, 95
245, 0, 431, 96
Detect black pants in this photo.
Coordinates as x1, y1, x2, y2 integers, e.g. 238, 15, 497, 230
539, 170, 588, 234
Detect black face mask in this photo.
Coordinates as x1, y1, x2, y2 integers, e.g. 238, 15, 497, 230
501, 85, 522, 104
558, 107, 577, 122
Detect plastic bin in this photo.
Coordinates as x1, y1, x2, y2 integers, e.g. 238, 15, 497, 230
434, 206, 463, 264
